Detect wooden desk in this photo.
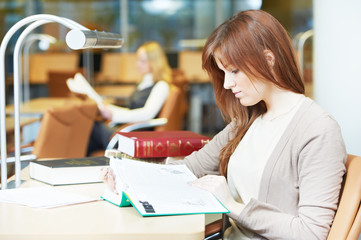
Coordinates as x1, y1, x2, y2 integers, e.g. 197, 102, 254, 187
5, 117, 40, 149
5, 117, 39, 135
5, 97, 85, 117
0, 168, 205, 240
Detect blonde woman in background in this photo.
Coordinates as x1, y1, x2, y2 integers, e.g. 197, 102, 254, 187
99, 41, 172, 124
87, 41, 172, 155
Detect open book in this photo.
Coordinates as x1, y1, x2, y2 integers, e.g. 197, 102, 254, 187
66, 73, 103, 107
101, 157, 229, 217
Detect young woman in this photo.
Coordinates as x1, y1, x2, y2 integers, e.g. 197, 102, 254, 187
88, 41, 172, 154
184, 10, 347, 239
102, 10, 346, 239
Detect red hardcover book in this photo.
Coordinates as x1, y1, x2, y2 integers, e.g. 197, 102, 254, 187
116, 131, 211, 158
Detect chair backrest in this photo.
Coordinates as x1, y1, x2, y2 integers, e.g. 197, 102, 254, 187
32, 105, 75, 159
47, 71, 75, 97
32, 100, 98, 159
67, 100, 98, 157
327, 154, 361, 240
155, 84, 187, 131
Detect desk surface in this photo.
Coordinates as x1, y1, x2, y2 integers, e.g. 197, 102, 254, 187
0, 167, 204, 240
5, 117, 39, 134
5, 97, 85, 117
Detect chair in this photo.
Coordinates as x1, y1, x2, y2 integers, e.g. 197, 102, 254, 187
3, 100, 98, 181
204, 218, 224, 240
65, 100, 98, 157
32, 100, 98, 159
47, 71, 76, 97
153, 83, 187, 131
7, 100, 98, 160
114, 83, 188, 133
116, 68, 188, 132
327, 154, 361, 240
204, 154, 361, 240
31, 105, 76, 159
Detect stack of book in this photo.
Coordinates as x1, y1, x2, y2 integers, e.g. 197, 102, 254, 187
113, 130, 211, 164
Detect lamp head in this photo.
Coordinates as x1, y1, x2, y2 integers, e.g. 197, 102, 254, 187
65, 29, 123, 50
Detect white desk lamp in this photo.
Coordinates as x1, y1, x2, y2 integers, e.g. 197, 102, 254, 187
1, 14, 123, 189
22, 33, 56, 103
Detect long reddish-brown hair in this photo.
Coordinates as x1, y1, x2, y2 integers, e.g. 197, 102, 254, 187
202, 10, 304, 177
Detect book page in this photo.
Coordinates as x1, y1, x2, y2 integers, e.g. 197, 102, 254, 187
66, 73, 103, 107
110, 158, 229, 216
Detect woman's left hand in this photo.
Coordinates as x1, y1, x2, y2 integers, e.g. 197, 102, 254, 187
191, 175, 234, 208
191, 175, 245, 219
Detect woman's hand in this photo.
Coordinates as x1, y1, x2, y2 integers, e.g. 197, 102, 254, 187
98, 104, 113, 120
100, 167, 118, 194
191, 175, 244, 219
191, 175, 233, 207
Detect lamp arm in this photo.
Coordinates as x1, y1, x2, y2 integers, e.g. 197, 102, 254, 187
22, 37, 42, 103
13, 20, 51, 187
1, 14, 122, 189
61, 17, 89, 31
11, 16, 91, 188
0, 14, 89, 189
22, 38, 38, 103
17, 22, 52, 104
22, 34, 57, 103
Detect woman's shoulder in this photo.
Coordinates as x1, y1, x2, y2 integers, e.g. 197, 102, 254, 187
154, 80, 169, 86
295, 97, 343, 136
299, 97, 338, 122
153, 80, 170, 91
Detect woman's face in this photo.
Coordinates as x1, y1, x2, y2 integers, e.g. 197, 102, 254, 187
136, 48, 152, 75
215, 56, 271, 107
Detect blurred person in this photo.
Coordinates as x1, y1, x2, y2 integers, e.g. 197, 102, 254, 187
87, 41, 172, 155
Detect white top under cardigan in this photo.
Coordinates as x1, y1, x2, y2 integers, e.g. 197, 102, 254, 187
107, 74, 170, 125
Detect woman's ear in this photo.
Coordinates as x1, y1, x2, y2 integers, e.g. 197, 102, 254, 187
264, 49, 275, 68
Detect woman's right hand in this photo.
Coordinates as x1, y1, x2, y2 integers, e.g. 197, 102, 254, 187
100, 167, 118, 194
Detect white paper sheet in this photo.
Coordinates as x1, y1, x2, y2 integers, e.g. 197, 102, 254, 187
0, 186, 99, 208
66, 73, 103, 106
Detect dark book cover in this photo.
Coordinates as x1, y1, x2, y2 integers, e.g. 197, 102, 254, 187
34, 156, 109, 168
29, 156, 110, 185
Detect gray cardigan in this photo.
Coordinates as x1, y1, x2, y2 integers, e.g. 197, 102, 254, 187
173, 98, 347, 240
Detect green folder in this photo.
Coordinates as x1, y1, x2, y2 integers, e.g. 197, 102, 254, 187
101, 158, 229, 217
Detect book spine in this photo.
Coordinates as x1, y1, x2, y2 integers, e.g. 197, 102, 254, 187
133, 138, 210, 158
